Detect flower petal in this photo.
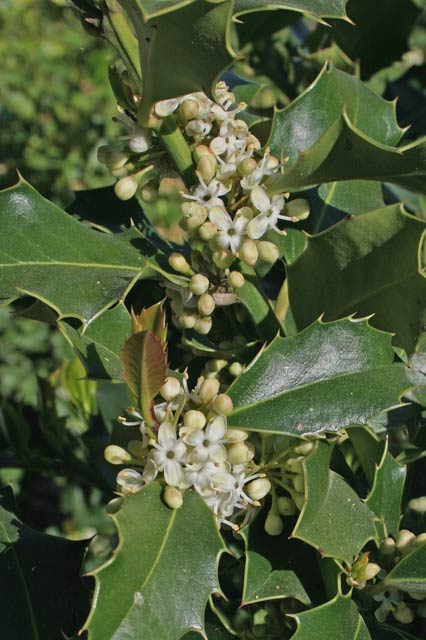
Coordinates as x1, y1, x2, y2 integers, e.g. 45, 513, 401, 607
155, 98, 180, 117
209, 206, 232, 231
250, 185, 270, 214
158, 421, 176, 448
206, 415, 227, 441
247, 215, 269, 239
164, 460, 183, 486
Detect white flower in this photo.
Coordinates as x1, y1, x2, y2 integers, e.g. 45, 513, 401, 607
247, 185, 290, 237
185, 119, 212, 142
154, 98, 181, 117
209, 207, 247, 254
128, 124, 152, 153
182, 460, 229, 493
210, 119, 249, 162
183, 415, 228, 464
373, 589, 402, 623
183, 176, 230, 210
116, 468, 144, 494
240, 150, 278, 191
152, 421, 187, 486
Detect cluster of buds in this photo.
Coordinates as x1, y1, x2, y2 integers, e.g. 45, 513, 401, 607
105, 374, 272, 528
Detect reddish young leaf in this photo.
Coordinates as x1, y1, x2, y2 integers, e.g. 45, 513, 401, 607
131, 300, 167, 345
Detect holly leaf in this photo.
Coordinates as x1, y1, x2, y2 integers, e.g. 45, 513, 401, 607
365, 442, 406, 538
121, 330, 167, 424
286, 204, 426, 354
131, 300, 167, 344
381, 544, 426, 595
292, 441, 377, 563
227, 318, 417, 437
0, 486, 90, 639
0, 180, 159, 325
234, 0, 349, 20
59, 303, 132, 380
122, 0, 235, 120
290, 593, 371, 640
84, 483, 225, 640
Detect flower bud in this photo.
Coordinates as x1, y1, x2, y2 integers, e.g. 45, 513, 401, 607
129, 125, 152, 153
193, 144, 214, 162
227, 442, 252, 465
247, 478, 271, 501
140, 185, 158, 203
194, 315, 212, 335
189, 273, 209, 295
160, 376, 181, 402
199, 221, 217, 241
239, 206, 254, 220
408, 496, 426, 515
128, 440, 146, 458
238, 158, 257, 176
264, 512, 283, 536
414, 533, 426, 547
169, 253, 194, 276
285, 457, 304, 475
212, 393, 233, 416
364, 563, 381, 581
285, 198, 310, 221
225, 429, 248, 443
239, 239, 258, 266
380, 537, 396, 556
256, 241, 280, 264
292, 474, 305, 493
233, 335, 247, 347
181, 202, 207, 228
408, 591, 426, 601
229, 362, 243, 377
227, 271, 245, 289
396, 529, 416, 554
293, 492, 305, 510
164, 486, 183, 509
104, 444, 132, 465
116, 468, 144, 492
266, 155, 279, 170
198, 155, 217, 184
294, 441, 315, 456
199, 378, 220, 404
107, 148, 129, 170
179, 312, 197, 329
393, 604, 414, 624
205, 359, 227, 373
198, 293, 215, 316
213, 249, 234, 269
179, 98, 200, 121
183, 410, 207, 430
277, 496, 297, 516
114, 176, 138, 201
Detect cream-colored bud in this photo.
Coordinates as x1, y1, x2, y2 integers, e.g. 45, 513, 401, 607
205, 359, 227, 373
198, 155, 217, 184
393, 604, 414, 624
227, 271, 245, 289
292, 474, 305, 493
213, 249, 234, 269
164, 486, 183, 509
114, 176, 138, 201
266, 155, 279, 170
212, 393, 233, 416
140, 185, 158, 203
116, 468, 143, 492
285, 198, 310, 221
181, 202, 207, 229
277, 496, 297, 516
160, 376, 181, 402
104, 444, 132, 465
227, 442, 252, 465
408, 496, 426, 515
97, 144, 112, 164
183, 410, 207, 430
364, 563, 381, 581
293, 492, 305, 510
128, 440, 146, 459
293, 441, 315, 456
189, 273, 209, 295
414, 533, 426, 547
225, 429, 248, 443
198, 293, 215, 316
239, 239, 258, 266
256, 241, 280, 264
199, 378, 220, 404
107, 148, 129, 170
179, 98, 200, 121
239, 206, 254, 220
199, 221, 217, 241
264, 512, 283, 536
229, 362, 243, 377
408, 591, 426, 601
285, 457, 304, 475
168, 252, 194, 275
396, 529, 416, 553
193, 144, 214, 162
380, 537, 396, 556
194, 315, 212, 335
238, 158, 257, 176
247, 478, 271, 501
179, 312, 197, 329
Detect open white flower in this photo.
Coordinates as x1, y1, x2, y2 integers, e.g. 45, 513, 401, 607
183, 415, 228, 464
247, 185, 290, 237
152, 421, 187, 486
183, 176, 230, 210
209, 207, 247, 254
240, 150, 278, 191
373, 588, 402, 623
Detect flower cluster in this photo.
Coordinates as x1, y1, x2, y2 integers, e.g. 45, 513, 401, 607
105, 375, 271, 529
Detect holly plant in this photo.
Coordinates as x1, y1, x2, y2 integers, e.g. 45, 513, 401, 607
2, 1, 426, 639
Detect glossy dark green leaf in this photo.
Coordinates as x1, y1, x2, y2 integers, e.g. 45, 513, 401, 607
0, 486, 90, 640
0, 180, 159, 325
286, 204, 426, 354
365, 442, 406, 538
291, 593, 371, 640
234, 0, 349, 19
237, 264, 283, 341
228, 318, 416, 437
292, 442, 377, 563
382, 544, 426, 595
85, 483, 225, 640
59, 303, 132, 380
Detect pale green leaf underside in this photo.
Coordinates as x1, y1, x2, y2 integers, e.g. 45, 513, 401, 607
234, 0, 349, 19
85, 483, 225, 640
291, 593, 371, 640
228, 318, 416, 437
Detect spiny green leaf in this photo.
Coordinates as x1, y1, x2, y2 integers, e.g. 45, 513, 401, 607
227, 318, 417, 437
292, 441, 377, 563
0, 486, 90, 640
131, 300, 167, 344
290, 592, 371, 640
0, 180, 159, 325
286, 204, 426, 354
85, 483, 225, 640
382, 544, 426, 595
234, 0, 349, 20
121, 330, 167, 424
